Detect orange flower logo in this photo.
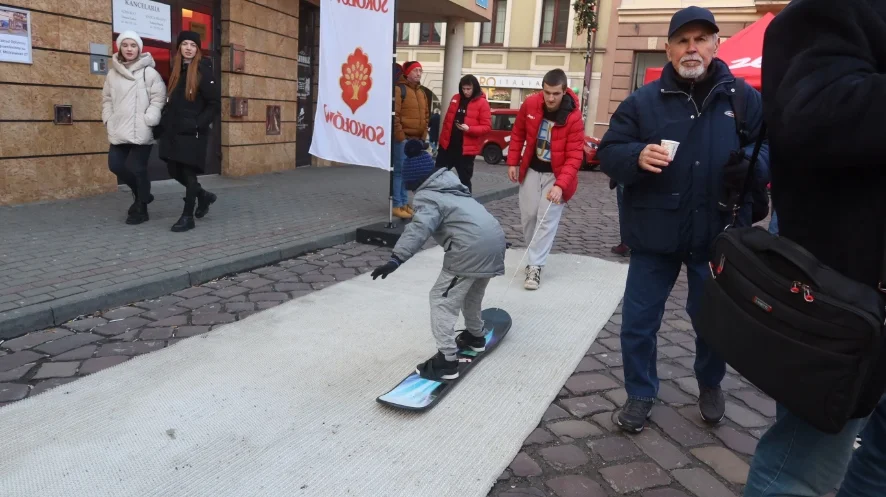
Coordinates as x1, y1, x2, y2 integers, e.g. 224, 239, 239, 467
340, 48, 373, 114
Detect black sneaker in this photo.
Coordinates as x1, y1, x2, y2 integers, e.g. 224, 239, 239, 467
415, 352, 459, 381
699, 386, 726, 424
195, 191, 217, 219
456, 330, 487, 352
614, 399, 654, 433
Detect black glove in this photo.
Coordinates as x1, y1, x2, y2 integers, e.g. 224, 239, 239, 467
371, 257, 401, 280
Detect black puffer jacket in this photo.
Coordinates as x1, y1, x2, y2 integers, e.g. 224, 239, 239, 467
157, 57, 220, 171
762, 0, 886, 289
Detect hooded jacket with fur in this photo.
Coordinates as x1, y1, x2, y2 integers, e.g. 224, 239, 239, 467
102, 53, 167, 145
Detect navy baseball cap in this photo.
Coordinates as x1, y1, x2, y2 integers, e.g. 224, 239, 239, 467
668, 6, 719, 39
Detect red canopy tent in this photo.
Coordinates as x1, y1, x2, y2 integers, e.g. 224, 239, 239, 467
642, 12, 774, 90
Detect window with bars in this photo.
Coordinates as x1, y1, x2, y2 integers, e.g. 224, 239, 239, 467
397, 23, 410, 45
480, 0, 507, 46
539, 0, 569, 47
419, 23, 443, 45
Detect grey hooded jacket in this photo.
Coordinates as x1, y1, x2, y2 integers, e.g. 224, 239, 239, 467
393, 169, 506, 278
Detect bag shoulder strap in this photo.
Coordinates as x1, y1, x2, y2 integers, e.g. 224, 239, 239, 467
730, 78, 750, 147
398, 83, 407, 102
732, 121, 767, 226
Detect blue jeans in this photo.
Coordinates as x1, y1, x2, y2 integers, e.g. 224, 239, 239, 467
391, 140, 408, 207
620, 252, 726, 400
768, 209, 779, 235
744, 394, 886, 497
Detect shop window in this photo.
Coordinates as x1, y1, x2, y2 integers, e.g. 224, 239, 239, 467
539, 0, 569, 47
181, 9, 213, 51
632, 52, 669, 91
397, 23, 410, 45
484, 87, 511, 109
419, 23, 442, 45
480, 0, 507, 46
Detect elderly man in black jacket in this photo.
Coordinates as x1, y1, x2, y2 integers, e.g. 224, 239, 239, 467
743, 0, 886, 495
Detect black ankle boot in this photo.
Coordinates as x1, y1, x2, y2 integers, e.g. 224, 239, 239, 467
126, 203, 149, 225
171, 215, 195, 232
195, 191, 217, 219
172, 198, 196, 232
128, 193, 155, 215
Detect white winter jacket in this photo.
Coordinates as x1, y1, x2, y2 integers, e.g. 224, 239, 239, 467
102, 53, 167, 145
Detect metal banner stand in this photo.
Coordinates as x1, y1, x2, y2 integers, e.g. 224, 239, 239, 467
386, 0, 398, 230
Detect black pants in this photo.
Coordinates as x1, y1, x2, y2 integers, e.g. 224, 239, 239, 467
108, 144, 152, 203
435, 148, 475, 193
166, 161, 204, 215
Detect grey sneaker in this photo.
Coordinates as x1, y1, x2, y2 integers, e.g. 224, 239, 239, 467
524, 266, 541, 290
614, 399, 655, 433
699, 386, 726, 424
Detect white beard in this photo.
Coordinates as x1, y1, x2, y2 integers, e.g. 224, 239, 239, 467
677, 63, 706, 80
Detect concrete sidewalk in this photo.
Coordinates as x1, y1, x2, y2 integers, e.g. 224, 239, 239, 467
0, 162, 516, 339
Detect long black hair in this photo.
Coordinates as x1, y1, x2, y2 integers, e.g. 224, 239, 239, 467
459, 74, 482, 100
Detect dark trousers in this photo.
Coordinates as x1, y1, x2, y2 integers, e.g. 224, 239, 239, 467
436, 148, 475, 193
108, 144, 152, 203
620, 252, 726, 401
166, 161, 203, 215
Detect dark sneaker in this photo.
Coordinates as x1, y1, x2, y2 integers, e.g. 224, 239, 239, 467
415, 352, 459, 381
456, 330, 487, 352
195, 191, 217, 219
699, 386, 726, 424
524, 266, 541, 290
614, 399, 654, 433
611, 243, 630, 256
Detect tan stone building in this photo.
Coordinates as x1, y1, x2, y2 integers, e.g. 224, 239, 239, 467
592, 0, 787, 137
0, 0, 491, 205
395, 0, 614, 135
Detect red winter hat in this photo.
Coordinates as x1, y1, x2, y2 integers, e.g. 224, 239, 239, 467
402, 61, 423, 76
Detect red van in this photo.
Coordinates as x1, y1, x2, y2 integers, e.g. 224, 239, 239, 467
479, 108, 599, 170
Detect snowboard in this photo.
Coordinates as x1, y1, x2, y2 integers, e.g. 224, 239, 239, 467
377, 307, 512, 411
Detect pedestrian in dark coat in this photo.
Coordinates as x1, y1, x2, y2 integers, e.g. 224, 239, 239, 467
157, 30, 221, 232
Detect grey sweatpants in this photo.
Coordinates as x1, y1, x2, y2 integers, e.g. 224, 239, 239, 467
519, 168, 565, 267
430, 269, 491, 359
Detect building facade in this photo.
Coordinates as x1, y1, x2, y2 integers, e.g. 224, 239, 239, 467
0, 0, 491, 205
591, 0, 787, 137
395, 0, 613, 135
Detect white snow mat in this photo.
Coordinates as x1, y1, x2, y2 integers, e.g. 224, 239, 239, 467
0, 247, 627, 497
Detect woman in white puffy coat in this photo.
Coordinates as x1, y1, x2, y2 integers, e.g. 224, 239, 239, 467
102, 30, 167, 225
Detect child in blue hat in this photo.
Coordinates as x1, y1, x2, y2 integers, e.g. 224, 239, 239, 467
372, 139, 506, 381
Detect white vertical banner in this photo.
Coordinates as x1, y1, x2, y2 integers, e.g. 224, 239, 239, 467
309, 0, 394, 169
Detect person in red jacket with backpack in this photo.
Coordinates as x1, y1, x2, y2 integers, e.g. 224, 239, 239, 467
507, 69, 584, 290
436, 75, 491, 193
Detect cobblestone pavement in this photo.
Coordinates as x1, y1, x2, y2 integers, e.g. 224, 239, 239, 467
0, 170, 785, 497
0, 162, 514, 337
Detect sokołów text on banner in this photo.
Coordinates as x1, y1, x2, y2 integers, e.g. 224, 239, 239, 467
308, 0, 394, 169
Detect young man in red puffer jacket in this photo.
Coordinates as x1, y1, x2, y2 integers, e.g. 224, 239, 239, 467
506, 68, 584, 290
436, 74, 492, 193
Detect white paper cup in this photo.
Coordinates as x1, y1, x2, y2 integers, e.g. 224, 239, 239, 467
661, 140, 680, 160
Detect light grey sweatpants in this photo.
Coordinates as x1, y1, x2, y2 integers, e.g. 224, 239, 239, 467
430, 269, 491, 359
519, 168, 565, 267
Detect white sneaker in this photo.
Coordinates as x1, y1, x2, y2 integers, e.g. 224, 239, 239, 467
524, 266, 541, 290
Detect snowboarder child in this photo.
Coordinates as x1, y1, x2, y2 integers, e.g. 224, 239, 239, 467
372, 139, 506, 381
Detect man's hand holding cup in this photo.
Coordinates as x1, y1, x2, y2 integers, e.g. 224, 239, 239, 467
638, 140, 678, 173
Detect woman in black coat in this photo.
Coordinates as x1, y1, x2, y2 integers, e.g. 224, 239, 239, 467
157, 31, 221, 232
